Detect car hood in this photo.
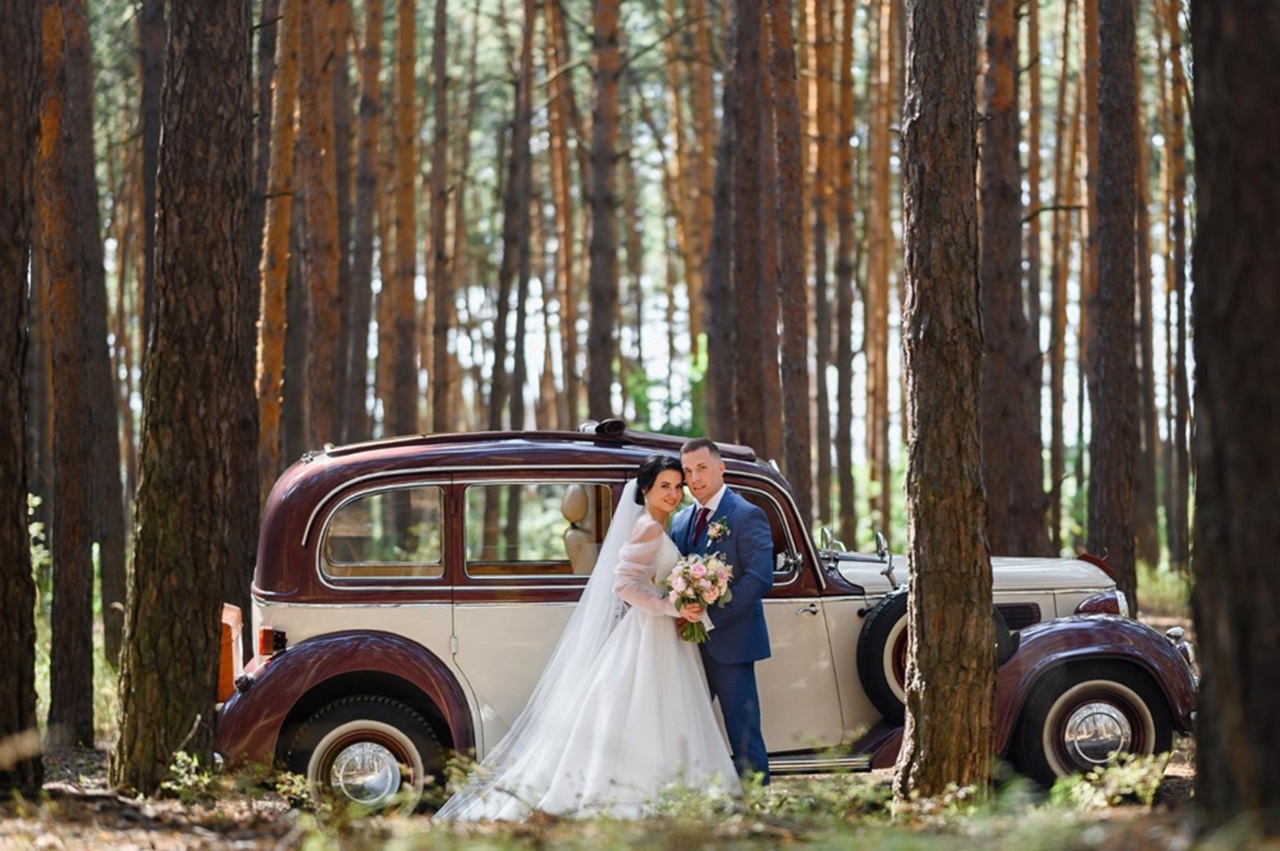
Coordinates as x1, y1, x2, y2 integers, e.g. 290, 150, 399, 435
835, 555, 1114, 594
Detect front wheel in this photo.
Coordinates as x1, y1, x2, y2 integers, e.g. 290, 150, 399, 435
1010, 663, 1173, 787
286, 695, 442, 811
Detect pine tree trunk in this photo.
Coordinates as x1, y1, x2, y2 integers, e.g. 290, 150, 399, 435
430, 0, 454, 433
586, 0, 622, 420
770, 0, 813, 527
391, 0, 418, 439
1163, 0, 1190, 574
1189, 2, 1280, 831
139, 0, 163, 334
112, 0, 254, 793
981, 0, 1049, 556
347, 0, 383, 444
544, 0, 578, 428
811, 0, 835, 525
1087, 0, 1138, 610
0, 0, 43, 794
300, 4, 343, 448
757, 25, 783, 463
332, 0, 356, 443
257, 0, 301, 503
38, 0, 100, 748
834, 0, 858, 547
895, 0, 994, 797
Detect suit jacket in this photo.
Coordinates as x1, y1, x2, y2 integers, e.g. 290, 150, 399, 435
671, 487, 773, 664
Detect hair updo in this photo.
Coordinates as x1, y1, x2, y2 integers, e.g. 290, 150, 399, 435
635, 454, 683, 504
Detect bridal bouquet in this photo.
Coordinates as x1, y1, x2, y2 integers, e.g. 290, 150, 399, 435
664, 553, 734, 643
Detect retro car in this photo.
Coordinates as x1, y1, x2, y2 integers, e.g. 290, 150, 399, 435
214, 419, 1197, 809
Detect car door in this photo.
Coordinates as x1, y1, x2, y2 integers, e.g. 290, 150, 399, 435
736, 484, 846, 754
449, 475, 621, 756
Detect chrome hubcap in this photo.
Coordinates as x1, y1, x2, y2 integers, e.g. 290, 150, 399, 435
1063, 701, 1132, 767
329, 742, 403, 808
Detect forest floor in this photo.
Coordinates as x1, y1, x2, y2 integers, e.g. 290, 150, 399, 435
6, 614, 1258, 850
0, 737, 1223, 850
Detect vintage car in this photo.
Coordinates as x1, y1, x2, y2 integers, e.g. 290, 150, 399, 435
214, 420, 1197, 809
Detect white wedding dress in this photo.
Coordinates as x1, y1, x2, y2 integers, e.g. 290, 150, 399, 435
436, 489, 740, 821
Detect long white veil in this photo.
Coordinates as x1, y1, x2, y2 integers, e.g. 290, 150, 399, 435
436, 479, 645, 819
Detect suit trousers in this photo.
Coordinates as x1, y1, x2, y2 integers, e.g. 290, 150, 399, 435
701, 655, 771, 785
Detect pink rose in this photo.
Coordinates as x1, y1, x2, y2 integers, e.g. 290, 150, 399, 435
672, 576, 688, 593
691, 564, 707, 578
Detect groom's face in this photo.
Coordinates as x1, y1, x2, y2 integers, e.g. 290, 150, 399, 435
681, 447, 725, 506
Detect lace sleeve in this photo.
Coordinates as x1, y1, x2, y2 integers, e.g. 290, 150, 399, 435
612, 515, 680, 618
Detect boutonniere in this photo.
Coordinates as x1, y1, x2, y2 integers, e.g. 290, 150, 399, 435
707, 518, 730, 543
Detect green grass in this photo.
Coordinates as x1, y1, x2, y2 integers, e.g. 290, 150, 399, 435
1136, 560, 1192, 619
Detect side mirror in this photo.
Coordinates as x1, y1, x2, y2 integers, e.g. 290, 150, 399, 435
875, 531, 889, 559
819, 525, 846, 552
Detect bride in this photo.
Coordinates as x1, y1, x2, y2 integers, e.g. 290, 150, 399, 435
435, 454, 741, 820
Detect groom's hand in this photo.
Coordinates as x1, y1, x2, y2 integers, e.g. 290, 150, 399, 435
678, 603, 704, 620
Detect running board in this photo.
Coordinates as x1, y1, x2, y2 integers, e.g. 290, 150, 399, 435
768, 753, 872, 774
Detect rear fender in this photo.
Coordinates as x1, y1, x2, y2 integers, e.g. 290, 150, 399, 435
994, 615, 1197, 754
213, 630, 474, 768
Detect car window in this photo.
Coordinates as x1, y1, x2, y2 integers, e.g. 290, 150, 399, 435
321, 486, 445, 580
737, 486, 798, 578
465, 481, 614, 578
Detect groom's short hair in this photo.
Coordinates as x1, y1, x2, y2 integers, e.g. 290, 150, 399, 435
680, 437, 720, 459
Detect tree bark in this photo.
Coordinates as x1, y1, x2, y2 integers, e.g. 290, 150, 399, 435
139, 0, 164, 335
112, 0, 254, 794
1189, 1, 1280, 832
257, 0, 301, 504
300, 3, 343, 448
1087, 0, 1138, 610
981, 0, 1049, 556
834, 0, 857, 547
390, 0, 418, 439
770, 0, 813, 527
38, 0, 100, 748
586, 0, 622, 420
895, 0, 994, 797
346, 0, 383, 444
430, 0, 454, 433
0, 0, 43, 794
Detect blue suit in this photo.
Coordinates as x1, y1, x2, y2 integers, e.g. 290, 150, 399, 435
672, 487, 773, 782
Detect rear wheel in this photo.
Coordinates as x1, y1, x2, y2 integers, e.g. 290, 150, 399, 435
286, 696, 442, 811
1011, 663, 1173, 787
857, 592, 1017, 724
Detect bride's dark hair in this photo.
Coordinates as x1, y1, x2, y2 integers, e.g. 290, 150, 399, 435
635, 454, 682, 503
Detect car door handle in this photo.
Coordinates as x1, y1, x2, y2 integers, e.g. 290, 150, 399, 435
796, 602, 819, 616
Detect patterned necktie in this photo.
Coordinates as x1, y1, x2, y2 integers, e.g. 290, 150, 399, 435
693, 506, 709, 542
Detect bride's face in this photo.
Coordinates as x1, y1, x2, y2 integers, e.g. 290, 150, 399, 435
645, 469, 685, 516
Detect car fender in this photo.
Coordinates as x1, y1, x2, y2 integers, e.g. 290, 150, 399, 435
213, 630, 474, 768
994, 615, 1197, 755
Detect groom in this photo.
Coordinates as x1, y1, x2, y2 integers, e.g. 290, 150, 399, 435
672, 437, 773, 784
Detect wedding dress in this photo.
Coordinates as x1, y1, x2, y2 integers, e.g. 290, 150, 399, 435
436, 482, 740, 820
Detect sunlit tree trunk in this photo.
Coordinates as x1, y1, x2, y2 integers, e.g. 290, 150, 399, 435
0, 0, 43, 794
834, 0, 857, 547
758, 23, 783, 462
1189, 2, 1280, 832
867, 0, 896, 541
38, 0, 100, 748
586, 0, 622, 420
811, 0, 835, 524
390, 0, 417, 439
1048, 0, 1078, 553
257, 0, 301, 504
250, 0, 279, 300
1087, 0, 1138, 610
544, 0, 578, 427
895, 0, 993, 797
771, 0, 813, 526
299, 3, 342, 447
113, 0, 254, 794
347, 0, 383, 444
688, 0, 717, 389
726, 0, 764, 450
981, 0, 1048, 556
1133, 13, 1161, 568
331, 0, 356, 442
430, 0, 454, 433
1163, 0, 1190, 574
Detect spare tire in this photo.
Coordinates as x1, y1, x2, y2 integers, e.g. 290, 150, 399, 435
856, 591, 1019, 724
